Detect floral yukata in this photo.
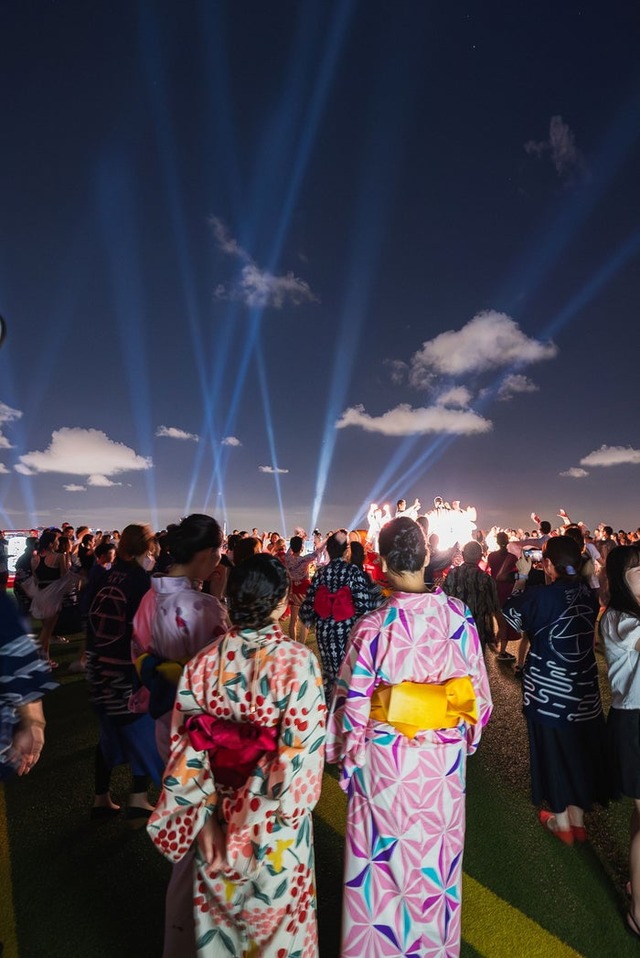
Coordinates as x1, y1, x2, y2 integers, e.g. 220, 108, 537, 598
326, 589, 492, 958
148, 622, 326, 958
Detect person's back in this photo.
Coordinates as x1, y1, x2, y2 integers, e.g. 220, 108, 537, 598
443, 541, 501, 649
300, 531, 382, 698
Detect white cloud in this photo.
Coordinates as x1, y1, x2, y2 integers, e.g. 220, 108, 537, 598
560, 467, 589, 479
156, 425, 199, 442
409, 311, 557, 385
0, 462, 9, 474
384, 359, 408, 385
525, 116, 586, 179
0, 401, 22, 449
498, 374, 539, 401
17, 427, 152, 478
210, 217, 318, 309
222, 436, 241, 447
580, 445, 640, 468
336, 403, 492, 436
435, 386, 472, 408
209, 216, 248, 259
64, 483, 86, 492
259, 465, 289, 474
218, 263, 317, 309
0, 402, 22, 424
87, 474, 122, 487
14, 464, 35, 476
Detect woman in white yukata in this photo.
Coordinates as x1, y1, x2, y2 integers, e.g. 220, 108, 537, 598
600, 545, 640, 938
148, 554, 326, 958
326, 517, 492, 958
132, 514, 229, 958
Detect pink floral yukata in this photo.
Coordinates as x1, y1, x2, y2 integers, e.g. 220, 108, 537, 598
148, 622, 326, 958
326, 589, 492, 958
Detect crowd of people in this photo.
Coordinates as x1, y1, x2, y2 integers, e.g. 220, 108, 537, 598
2, 501, 640, 955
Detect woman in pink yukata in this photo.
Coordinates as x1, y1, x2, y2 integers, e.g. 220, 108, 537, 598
326, 516, 492, 958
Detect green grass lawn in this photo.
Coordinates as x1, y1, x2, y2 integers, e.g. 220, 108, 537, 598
1, 629, 636, 957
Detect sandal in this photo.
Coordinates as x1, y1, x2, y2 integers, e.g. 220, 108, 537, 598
571, 825, 588, 842
46, 659, 59, 670
539, 810, 574, 845
125, 806, 154, 830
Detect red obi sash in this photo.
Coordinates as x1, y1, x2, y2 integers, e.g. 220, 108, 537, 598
313, 584, 355, 621
185, 714, 279, 789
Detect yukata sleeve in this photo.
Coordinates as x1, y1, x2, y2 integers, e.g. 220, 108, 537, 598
457, 606, 493, 754
601, 611, 640, 654
501, 588, 526, 633
0, 595, 57, 705
325, 616, 379, 789
147, 660, 219, 864
351, 567, 384, 616
131, 589, 155, 658
299, 576, 319, 627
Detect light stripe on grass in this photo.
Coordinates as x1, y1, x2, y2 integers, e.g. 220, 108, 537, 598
462, 873, 583, 958
0, 785, 18, 958
317, 772, 583, 958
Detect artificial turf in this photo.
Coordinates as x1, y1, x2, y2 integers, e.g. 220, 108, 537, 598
1, 629, 637, 957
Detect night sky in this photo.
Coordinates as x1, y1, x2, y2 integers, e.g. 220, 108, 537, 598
1, 1, 639, 535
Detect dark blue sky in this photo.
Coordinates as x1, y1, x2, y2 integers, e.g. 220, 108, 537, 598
1, 1, 639, 534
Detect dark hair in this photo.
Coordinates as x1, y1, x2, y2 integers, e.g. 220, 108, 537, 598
349, 541, 365, 569
604, 526, 613, 537
163, 514, 222, 565
539, 520, 552, 535
415, 515, 429, 538
496, 531, 509, 548
462, 540, 483, 564
563, 524, 585, 550
543, 536, 581, 579
289, 535, 303, 554
233, 537, 262, 564
606, 546, 640, 618
327, 532, 349, 560
117, 524, 154, 561
95, 541, 116, 560
38, 530, 58, 551
378, 517, 427, 574
226, 554, 289, 629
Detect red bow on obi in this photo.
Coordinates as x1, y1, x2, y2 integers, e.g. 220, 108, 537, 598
313, 584, 356, 622
185, 714, 279, 789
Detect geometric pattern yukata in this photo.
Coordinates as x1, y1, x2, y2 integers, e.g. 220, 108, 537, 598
148, 622, 326, 958
325, 588, 492, 958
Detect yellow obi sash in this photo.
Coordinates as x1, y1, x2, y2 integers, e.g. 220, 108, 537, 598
134, 653, 190, 686
370, 676, 478, 740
